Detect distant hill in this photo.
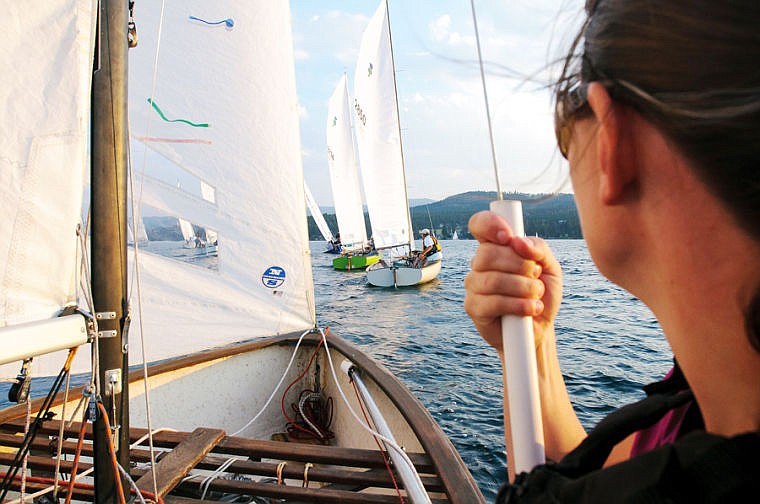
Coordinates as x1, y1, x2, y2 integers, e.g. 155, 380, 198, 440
307, 191, 581, 240
409, 198, 436, 208
310, 198, 434, 216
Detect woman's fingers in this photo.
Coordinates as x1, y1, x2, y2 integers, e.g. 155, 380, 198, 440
470, 242, 542, 278
468, 210, 513, 245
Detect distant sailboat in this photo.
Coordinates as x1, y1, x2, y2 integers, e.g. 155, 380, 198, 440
326, 74, 379, 270
354, 0, 441, 287
452, 230, 459, 240
303, 181, 340, 253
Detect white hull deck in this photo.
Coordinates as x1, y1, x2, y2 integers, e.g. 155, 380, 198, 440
366, 258, 442, 287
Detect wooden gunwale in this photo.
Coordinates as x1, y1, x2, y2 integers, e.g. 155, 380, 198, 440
0, 331, 484, 502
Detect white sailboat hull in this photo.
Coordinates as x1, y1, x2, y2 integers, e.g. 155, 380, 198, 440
366, 258, 442, 287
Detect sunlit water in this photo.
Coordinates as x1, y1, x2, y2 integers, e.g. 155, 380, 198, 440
311, 239, 672, 500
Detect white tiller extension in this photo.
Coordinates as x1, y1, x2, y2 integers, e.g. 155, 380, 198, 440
341, 360, 432, 504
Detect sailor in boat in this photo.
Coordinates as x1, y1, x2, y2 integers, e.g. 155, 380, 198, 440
464, 0, 760, 500
363, 236, 376, 255
413, 228, 441, 267
326, 232, 342, 254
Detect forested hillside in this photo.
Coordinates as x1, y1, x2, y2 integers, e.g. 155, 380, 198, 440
308, 191, 581, 240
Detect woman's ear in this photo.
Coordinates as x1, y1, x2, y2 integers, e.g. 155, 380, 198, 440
587, 82, 638, 204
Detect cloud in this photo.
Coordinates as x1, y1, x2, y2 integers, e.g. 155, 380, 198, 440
429, 14, 474, 47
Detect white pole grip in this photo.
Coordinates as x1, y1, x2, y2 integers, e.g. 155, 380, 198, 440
489, 199, 545, 475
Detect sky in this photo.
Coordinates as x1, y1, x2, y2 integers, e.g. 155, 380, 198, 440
290, 0, 585, 206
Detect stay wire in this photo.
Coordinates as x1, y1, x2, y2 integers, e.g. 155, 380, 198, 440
126, 0, 169, 500
470, 0, 503, 198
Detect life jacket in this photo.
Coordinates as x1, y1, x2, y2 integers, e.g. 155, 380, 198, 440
495, 364, 760, 503
423, 235, 441, 257
432, 235, 441, 252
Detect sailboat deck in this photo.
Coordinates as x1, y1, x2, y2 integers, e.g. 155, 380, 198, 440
0, 417, 450, 503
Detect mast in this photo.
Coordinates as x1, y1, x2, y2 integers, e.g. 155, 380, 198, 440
384, 0, 415, 251
91, 0, 130, 500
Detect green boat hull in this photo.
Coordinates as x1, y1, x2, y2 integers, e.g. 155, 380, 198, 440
333, 254, 380, 270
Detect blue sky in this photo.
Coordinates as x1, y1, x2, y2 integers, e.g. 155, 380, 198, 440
290, 0, 584, 206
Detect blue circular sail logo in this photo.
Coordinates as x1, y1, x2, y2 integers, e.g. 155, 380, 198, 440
262, 266, 286, 288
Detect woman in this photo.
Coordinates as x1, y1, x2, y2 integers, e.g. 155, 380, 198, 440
464, 0, 760, 501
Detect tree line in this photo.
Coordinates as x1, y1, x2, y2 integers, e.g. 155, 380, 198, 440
307, 191, 581, 241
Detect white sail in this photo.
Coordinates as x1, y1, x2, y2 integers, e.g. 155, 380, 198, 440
178, 217, 196, 241
123, 1, 315, 369
0, 1, 95, 330
326, 75, 368, 252
353, 0, 413, 252
304, 181, 334, 243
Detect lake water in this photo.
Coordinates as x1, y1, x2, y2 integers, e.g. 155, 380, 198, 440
310, 239, 672, 500
0, 239, 671, 501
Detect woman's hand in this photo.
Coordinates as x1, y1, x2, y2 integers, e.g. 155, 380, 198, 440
464, 210, 563, 352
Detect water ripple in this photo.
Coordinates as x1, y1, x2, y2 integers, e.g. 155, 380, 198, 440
311, 240, 672, 501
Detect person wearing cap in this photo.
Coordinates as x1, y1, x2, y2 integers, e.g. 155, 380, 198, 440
414, 228, 442, 267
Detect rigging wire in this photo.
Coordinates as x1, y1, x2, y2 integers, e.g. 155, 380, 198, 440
126, 0, 169, 499
470, 0, 503, 199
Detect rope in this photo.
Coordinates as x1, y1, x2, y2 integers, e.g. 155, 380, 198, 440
199, 456, 240, 499
64, 405, 90, 504
276, 462, 287, 485
96, 402, 127, 504
20, 391, 31, 502
118, 462, 148, 504
1, 471, 161, 504
230, 328, 315, 437
302, 463, 313, 488
53, 368, 73, 499
0, 348, 79, 501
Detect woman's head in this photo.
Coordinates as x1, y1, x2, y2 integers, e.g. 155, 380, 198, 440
555, 0, 760, 240
555, 0, 760, 349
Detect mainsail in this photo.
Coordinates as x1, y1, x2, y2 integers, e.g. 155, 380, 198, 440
0, 1, 94, 327
0, 0, 96, 372
326, 74, 368, 252
353, 0, 414, 252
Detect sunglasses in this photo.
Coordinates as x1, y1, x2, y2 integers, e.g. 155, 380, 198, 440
555, 83, 590, 159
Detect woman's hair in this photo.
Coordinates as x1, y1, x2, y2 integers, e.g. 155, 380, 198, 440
555, 0, 760, 350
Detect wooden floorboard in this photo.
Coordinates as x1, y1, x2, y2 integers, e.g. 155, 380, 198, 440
0, 416, 448, 502
135, 427, 225, 498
